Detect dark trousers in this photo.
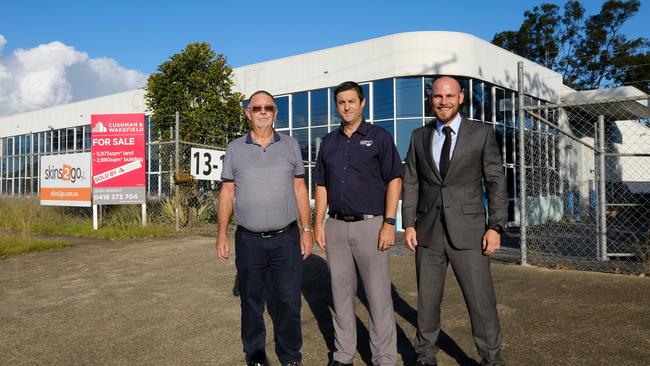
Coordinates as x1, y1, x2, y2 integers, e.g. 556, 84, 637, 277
235, 226, 303, 365
415, 219, 503, 365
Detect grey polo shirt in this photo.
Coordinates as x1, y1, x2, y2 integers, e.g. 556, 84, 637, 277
221, 130, 305, 232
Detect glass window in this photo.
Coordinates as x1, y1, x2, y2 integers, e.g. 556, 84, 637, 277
292, 92, 308, 128
292, 128, 309, 161
506, 127, 515, 165
458, 78, 470, 117
25, 135, 31, 154
67, 128, 75, 151
7, 137, 14, 156
424, 77, 436, 117
52, 130, 60, 153
76, 127, 83, 150
84, 126, 91, 150
505, 91, 515, 127
275, 96, 289, 129
396, 77, 423, 118
311, 126, 328, 162
374, 120, 394, 138
496, 88, 505, 125
310, 89, 328, 126
329, 87, 342, 126
396, 118, 422, 160
471, 80, 483, 121
484, 83, 493, 123
373, 79, 394, 120
150, 144, 160, 172
361, 83, 370, 120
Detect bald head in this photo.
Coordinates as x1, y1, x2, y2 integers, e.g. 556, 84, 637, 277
430, 76, 464, 123
432, 76, 462, 94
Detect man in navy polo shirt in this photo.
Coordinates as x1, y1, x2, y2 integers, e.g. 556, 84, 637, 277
314, 81, 403, 366
216, 90, 312, 366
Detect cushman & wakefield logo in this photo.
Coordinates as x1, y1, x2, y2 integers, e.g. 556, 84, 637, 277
43, 164, 88, 183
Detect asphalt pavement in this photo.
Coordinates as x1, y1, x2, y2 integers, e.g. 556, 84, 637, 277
1, 235, 648, 365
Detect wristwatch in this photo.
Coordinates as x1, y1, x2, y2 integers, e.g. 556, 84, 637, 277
384, 217, 396, 225
489, 224, 504, 235
302, 227, 313, 233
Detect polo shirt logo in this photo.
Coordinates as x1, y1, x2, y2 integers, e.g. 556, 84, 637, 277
360, 140, 373, 147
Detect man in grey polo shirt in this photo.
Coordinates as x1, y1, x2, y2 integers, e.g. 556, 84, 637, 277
216, 90, 312, 366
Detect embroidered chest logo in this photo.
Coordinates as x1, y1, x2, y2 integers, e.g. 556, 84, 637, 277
359, 140, 373, 147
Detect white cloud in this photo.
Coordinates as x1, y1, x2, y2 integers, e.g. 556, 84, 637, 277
0, 35, 147, 117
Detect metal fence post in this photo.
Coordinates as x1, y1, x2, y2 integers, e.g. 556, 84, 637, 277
598, 115, 607, 261
175, 111, 180, 232
517, 61, 528, 265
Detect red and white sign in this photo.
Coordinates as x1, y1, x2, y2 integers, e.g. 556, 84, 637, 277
91, 113, 146, 204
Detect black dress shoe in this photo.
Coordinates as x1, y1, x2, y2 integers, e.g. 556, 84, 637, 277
285, 361, 302, 366
329, 361, 353, 366
246, 362, 264, 366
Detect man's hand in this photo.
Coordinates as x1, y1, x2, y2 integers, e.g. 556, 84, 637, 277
482, 229, 501, 256
216, 235, 230, 261
404, 227, 418, 252
314, 223, 326, 250
378, 223, 395, 252
300, 231, 313, 260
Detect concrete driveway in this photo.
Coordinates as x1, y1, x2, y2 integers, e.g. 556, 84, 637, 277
1, 235, 648, 365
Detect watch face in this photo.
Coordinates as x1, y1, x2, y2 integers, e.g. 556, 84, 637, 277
384, 217, 396, 225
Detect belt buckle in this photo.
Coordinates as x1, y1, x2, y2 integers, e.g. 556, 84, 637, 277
261, 232, 272, 238
343, 215, 354, 221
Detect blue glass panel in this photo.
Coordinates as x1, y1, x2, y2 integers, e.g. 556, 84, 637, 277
396, 78, 422, 118
274, 96, 289, 129
374, 120, 394, 138
329, 87, 342, 126
311, 126, 329, 163
424, 77, 436, 117
373, 79, 394, 120
292, 92, 308, 128
471, 80, 483, 120
458, 78, 470, 117
484, 83, 493, 123
396, 118, 422, 160
311, 89, 328, 126
292, 128, 309, 161
84, 127, 91, 150
361, 84, 370, 120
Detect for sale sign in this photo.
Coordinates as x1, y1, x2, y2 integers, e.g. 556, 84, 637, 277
91, 113, 146, 204
40, 153, 92, 207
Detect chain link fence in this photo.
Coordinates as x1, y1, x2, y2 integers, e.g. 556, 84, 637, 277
146, 139, 224, 234
518, 80, 650, 274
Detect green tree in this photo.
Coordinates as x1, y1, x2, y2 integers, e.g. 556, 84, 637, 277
492, 0, 649, 92
146, 42, 247, 146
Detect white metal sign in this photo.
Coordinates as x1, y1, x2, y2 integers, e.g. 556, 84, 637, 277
190, 148, 225, 181
40, 153, 92, 207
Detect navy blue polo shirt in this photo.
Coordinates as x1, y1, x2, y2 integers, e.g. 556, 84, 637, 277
314, 120, 403, 215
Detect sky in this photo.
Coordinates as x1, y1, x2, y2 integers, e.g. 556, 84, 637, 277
1, 0, 648, 117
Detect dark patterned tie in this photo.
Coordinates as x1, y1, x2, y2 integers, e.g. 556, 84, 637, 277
439, 126, 452, 179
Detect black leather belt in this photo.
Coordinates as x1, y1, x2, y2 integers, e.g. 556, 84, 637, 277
237, 221, 297, 238
329, 213, 378, 222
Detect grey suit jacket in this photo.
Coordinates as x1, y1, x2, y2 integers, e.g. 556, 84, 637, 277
402, 118, 507, 249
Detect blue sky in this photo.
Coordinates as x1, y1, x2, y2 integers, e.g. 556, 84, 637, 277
2, 0, 648, 73
0, 0, 648, 116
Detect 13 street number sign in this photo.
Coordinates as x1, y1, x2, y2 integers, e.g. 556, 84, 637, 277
91, 113, 146, 204
190, 148, 225, 181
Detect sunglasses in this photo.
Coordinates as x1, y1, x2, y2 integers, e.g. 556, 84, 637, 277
248, 105, 276, 113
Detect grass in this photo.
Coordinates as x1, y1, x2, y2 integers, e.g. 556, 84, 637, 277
0, 198, 176, 240
0, 236, 70, 258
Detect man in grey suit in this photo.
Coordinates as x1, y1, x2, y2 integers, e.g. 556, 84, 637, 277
402, 76, 507, 366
